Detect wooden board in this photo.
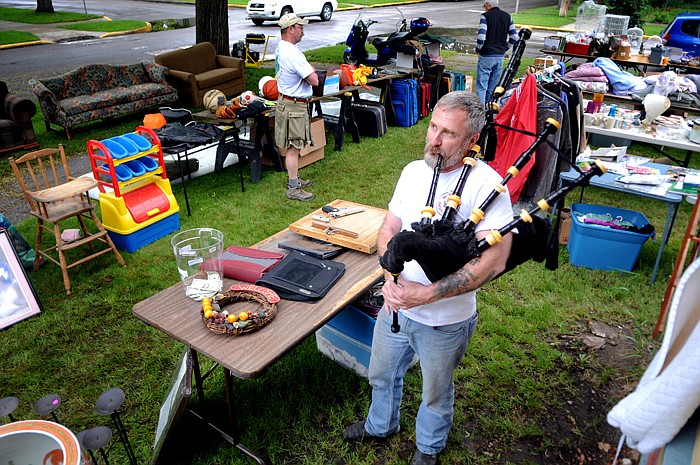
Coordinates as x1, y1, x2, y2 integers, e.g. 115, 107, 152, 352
289, 199, 386, 254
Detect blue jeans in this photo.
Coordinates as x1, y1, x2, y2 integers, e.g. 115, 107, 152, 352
476, 55, 505, 104
365, 308, 478, 455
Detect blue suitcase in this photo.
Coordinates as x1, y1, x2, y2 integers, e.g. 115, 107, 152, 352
389, 79, 418, 127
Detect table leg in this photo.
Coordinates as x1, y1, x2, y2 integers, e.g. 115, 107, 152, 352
255, 114, 283, 175
651, 201, 677, 284
214, 127, 249, 191
190, 348, 205, 402
187, 350, 266, 464
174, 152, 192, 216
332, 96, 348, 152
346, 93, 360, 144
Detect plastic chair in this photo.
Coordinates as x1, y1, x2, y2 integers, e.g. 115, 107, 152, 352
8, 145, 126, 295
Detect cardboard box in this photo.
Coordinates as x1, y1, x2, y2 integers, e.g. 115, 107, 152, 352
615, 44, 631, 60
396, 52, 414, 68
262, 117, 326, 168
544, 35, 565, 52
558, 208, 572, 245
323, 73, 340, 95
464, 75, 474, 93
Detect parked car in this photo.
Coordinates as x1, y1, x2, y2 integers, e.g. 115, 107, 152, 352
246, 0, 338, 26
660, 12, 700, 57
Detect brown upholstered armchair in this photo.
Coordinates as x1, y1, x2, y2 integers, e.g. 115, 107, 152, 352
154, 42, 246, 107
1, 81, 39, 154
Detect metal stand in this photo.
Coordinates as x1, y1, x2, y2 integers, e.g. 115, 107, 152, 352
0, 397, 19, 422
96, 387, 138, 465
78, 426, 113, 465
34, 394, 61, 422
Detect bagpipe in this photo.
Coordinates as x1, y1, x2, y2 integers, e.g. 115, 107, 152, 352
379, 28, 608, 333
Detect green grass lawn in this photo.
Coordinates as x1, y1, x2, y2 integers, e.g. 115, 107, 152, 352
58, 19, 148, 33
1, 105, 686, 465
0, 30, 40, 44
513, 5, 577, 28
0, 6, 99, 23
1, 5, 693, 463
2, 42, 694, 462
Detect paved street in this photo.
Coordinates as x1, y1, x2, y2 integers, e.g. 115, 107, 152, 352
0, 0, 560, 222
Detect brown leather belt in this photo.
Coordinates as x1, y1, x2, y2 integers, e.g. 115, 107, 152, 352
281, 94, 311, 103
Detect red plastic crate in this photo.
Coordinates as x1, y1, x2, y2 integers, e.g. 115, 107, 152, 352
564, 42, 591, 55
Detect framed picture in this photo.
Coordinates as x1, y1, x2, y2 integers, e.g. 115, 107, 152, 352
0, 228, 42, 329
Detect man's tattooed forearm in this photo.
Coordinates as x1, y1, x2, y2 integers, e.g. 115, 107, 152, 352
434, 260, 497, 299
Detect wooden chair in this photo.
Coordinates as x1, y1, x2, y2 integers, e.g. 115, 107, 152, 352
9, 145, 126, 295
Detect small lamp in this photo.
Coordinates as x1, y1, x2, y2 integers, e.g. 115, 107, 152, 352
643, 94, 671, 125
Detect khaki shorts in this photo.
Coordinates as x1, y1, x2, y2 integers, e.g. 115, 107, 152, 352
275, 98, 313, 150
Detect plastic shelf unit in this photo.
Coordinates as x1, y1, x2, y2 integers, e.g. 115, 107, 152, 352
87, 126, 180, 253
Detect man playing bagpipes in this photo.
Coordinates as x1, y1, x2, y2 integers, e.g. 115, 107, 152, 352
343, 91, 514, 465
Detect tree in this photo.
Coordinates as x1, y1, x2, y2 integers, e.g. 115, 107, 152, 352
195, 0, 230, 56
558, 0, 571, 17
36, 0, 55, 13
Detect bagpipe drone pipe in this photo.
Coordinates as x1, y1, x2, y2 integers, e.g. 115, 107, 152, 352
481, 27, 532, 163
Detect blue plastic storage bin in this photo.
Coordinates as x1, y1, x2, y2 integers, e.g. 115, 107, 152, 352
567, 203, 654, 272
316, 304, 418, 377
124, 159, 146, 177
101, 138, 128, 159
113, 136, 140, 156
138, 156, 159, 172
316, 305, 375, 377
122, 132, 152, 152
101, 164, 133, 182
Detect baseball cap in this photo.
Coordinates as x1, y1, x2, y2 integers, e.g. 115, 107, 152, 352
279, 13, 309, 29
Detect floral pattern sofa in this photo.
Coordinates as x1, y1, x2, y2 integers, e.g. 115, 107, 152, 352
29, 61, 178, 139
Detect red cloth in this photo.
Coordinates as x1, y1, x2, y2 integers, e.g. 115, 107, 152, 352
488, 73, 538, 203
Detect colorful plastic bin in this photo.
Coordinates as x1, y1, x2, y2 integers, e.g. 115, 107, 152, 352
316, 305, 374, 377
316, 304, 418, 377
567, 203, 654, 272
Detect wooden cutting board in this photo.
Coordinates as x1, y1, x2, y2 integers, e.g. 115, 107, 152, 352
289, 199, 386, 254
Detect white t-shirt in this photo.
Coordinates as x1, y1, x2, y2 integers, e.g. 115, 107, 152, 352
274, 40, 314, 98
387, 159, 514, 326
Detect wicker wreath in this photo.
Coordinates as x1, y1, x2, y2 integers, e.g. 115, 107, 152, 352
201, 284, 280, 336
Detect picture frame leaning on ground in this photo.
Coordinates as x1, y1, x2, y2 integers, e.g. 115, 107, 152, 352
0, 228, 42, 329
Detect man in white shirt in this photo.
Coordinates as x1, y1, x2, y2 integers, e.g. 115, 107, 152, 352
344, 91, 513, 465
274, 13, 319, 201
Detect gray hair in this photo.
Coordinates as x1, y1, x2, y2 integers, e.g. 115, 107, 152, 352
434, 91, 485, 139
487, 0, 499, 6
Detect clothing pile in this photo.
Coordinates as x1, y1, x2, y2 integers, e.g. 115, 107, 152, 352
631, 71, 700, 109
563, 57, 647, 96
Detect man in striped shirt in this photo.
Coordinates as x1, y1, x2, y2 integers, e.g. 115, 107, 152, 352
475, 0, 518, 104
